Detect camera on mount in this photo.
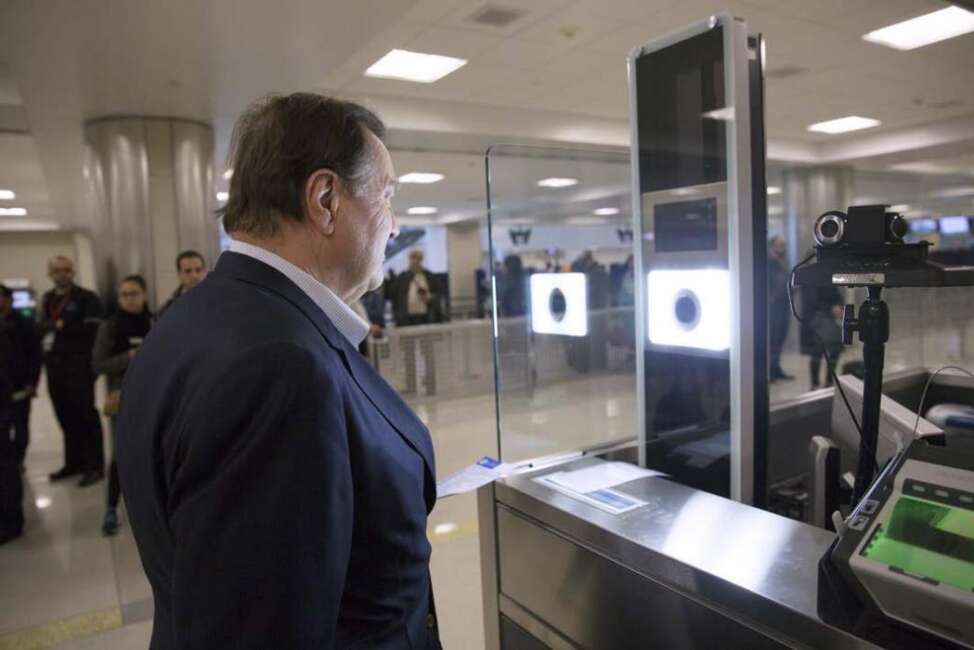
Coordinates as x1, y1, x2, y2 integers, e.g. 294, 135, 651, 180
813, 205, 908, 248
798, 204, 974, 289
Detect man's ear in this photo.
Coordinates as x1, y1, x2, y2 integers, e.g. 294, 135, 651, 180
305, 169, 341, 236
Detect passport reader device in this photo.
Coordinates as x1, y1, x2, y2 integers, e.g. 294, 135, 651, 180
629, 14, 768, 503
820, 440, 974, 649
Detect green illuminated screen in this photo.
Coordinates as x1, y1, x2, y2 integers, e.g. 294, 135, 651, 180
862, 496, 974, 592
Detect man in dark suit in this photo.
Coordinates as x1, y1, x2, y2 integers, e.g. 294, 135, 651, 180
0, 285, 42, 472
117, 93, 440, 649
39, 256, 104, 486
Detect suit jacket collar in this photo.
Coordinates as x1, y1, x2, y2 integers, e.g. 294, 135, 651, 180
213, 252, 437, 511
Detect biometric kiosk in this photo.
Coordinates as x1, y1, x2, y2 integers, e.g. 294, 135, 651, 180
476, 15, 878, 649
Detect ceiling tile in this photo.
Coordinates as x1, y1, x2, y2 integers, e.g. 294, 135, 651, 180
406, 26, 504, 60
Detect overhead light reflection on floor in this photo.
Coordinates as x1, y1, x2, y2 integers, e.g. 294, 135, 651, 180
433, 522, 458, 537
36, 496, 52, 509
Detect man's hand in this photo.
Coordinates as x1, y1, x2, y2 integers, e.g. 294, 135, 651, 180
369, 324, 383, 339
831, 305, 843, 319
55, 319, 64, 331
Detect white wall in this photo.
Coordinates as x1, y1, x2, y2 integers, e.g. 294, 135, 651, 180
0, 230, 89, 298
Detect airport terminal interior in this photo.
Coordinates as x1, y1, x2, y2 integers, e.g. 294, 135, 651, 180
1, 0, 974, 648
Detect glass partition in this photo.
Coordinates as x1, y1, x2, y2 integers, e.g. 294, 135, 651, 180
486, 144, 636, 463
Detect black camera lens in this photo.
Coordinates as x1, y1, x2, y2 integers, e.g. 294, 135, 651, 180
674, 290, 700, 330
888, 214, 907, 242
549, 288, 567, 322
814, 211, 846, 247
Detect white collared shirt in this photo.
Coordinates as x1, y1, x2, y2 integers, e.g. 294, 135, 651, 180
228, 240, 370, 347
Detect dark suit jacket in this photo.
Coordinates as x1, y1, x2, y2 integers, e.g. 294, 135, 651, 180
116, 252, 440, 649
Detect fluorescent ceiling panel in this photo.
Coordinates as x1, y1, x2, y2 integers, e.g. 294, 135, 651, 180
0, 190, 15, 200
863, 7, 974, 50
407, 206, 437, 215
365, 49, 467, 83
0, 207, 27, 216
807, 116, 881, 134
537, 177, 578, 188
399, 172, 444, 184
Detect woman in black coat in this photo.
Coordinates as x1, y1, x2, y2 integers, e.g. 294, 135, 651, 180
91, 275, 153, 535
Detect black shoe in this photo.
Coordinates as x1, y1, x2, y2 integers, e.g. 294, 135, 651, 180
49, 466, 82, 481
0, 528, 23, 546
776, 372, 795, 381
78, 470, 105, 487
102, 509, 119, 537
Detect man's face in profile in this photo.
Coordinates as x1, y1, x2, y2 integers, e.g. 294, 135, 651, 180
338, 131, 398, 298
178, 256, 207, 291
49, 259, 75, 290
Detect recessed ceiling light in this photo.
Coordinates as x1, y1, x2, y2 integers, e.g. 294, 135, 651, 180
807, 116, 881, 134
365, 49, 467, 83
593, 207, 620, 216
407, 206, 437, 215
223, 169, 233, 180
398, 172, 444, 184
889, 204, 911, 213
567, 216, 607, 225
537, 177, 578, 188
767, 186, 782, 195
863, 6, 974, 50
0, 207, 27, 216
0, 190, 15, 200
216, 191, 229, 202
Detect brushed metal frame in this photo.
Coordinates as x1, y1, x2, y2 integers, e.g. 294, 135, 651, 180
485, 456, 877, 649
629, 14, 756, 503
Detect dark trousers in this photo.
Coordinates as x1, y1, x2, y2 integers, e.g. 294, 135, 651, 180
810, 353, 838, 388
46, 358, 104, 473
0, 404, 23, 534
107, 417, 120, 508
11, 399, 30, 464
769, 305, 790, 375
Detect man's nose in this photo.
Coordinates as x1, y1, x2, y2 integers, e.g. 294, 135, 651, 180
389, 211, 400, 239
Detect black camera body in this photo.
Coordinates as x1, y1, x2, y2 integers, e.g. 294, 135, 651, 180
797, 204, 974, 289
813, 205, 907, 248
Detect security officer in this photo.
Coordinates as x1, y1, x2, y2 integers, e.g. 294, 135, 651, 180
0, 285, 41, 471
0, 317, 23, 545
39, 256, 105, 486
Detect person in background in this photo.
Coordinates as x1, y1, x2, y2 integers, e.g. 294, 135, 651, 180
0, 285, 42, 472
0, 298, 24, 545
768, 236, 794, 381
39, 256, 104, 486
91, 275, 152, 536
392, 249, 441, 326
801, 284, 844, 389
498, 254, 526, 317
157, 250, 207, 319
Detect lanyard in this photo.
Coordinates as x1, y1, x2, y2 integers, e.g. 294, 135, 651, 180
48, 290, 73, 322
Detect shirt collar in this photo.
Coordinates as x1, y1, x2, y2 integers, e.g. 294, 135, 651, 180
228, 240, 370, 346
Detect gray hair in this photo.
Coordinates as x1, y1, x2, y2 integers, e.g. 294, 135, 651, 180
218, 93, 386, 237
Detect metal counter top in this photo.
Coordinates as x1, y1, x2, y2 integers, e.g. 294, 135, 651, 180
493, 455, 878, 649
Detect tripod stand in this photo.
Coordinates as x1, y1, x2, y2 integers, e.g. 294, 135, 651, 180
840, 286, 889, 503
